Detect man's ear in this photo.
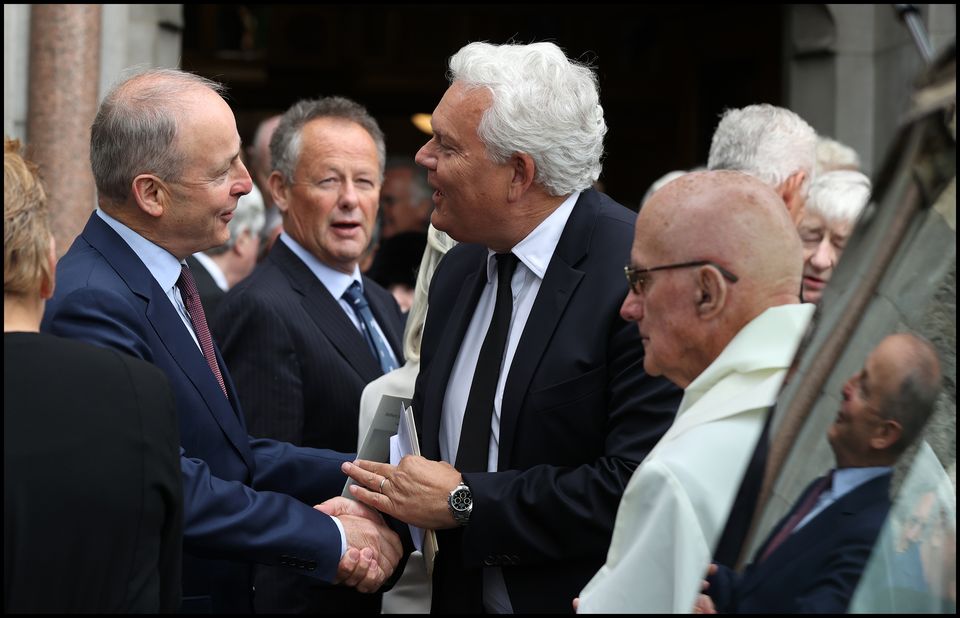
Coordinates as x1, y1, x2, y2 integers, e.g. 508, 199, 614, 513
780, 171, 807, 225
131, 174, 168, 218
268, 171, 289, 213
695, 265, 727, 319
506, 153, 536, 202
871, 419, 903, 451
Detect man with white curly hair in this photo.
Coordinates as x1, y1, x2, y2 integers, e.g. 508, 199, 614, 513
341, 40, 682, 613
708, 103, 818, 226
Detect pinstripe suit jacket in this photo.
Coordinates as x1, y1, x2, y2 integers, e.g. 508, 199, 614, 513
212, 239, 404, 612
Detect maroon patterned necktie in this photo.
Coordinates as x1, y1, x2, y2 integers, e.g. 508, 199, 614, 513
176, 264, 228, 398
758, 470, 834, 562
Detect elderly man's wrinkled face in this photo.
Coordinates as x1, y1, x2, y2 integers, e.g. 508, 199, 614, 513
414, 82, 513, 245
799, 212, 853, 304
619, 229, 702, 389
828, 336, 904, 467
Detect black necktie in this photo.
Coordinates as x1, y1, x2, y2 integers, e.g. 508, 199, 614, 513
456, 252, 519, 472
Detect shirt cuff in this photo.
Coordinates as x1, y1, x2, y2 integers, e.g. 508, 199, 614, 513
331, 515, 347, 558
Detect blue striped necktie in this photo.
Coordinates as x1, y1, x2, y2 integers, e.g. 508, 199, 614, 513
342, 281, 399, 374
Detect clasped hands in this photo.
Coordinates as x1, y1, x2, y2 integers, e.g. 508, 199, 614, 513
313, 497, 402, 593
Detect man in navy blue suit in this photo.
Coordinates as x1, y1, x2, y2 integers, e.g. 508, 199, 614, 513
699, 333, 942, 614
42, 68, 401, 613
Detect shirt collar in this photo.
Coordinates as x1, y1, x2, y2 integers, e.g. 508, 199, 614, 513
96, 208, 183, 292
831, 466, 891, 499
190, 252, 228, 291
485, 190, 580, 282
279, 232, 362, 297
684, 303, 816, 401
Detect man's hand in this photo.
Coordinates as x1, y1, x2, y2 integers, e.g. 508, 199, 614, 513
692, 563, 718, 614
314, 498, 402, 593
341, 456, 462, 530
692, 594, 716, 614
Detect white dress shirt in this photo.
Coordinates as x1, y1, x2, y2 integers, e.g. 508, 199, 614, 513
439, 191, 579, 613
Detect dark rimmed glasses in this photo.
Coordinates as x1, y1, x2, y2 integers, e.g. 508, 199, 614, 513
624, 260, 739, 294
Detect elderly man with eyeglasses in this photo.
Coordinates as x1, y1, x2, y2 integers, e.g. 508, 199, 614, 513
577, 170, 816, 613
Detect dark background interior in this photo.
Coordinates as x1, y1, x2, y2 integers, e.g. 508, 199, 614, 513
182, 4, 783, 209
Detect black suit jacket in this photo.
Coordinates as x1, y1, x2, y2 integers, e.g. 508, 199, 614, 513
413, 189, 682, 613
4, 332, 182, 613
709, 472, 892, 613
213, 240, 405, 613
186, 254, 226, 320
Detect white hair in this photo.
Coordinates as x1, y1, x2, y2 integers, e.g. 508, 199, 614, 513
816, 136, 861, 174
805, 170, 871, 224
448, 41, 606, 196
707, 104, 817, 191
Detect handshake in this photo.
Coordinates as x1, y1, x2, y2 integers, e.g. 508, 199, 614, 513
314, 497, 402, 593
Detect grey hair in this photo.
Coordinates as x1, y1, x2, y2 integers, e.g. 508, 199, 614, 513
448, 41, 606, 196
816, 136, 861, 174
385, 156, 432, 203
90, 68, 225, 204
270, 97, 386, 182
707, 103, 817, 192
805, 170, 871, 225
205, 184, 266, 255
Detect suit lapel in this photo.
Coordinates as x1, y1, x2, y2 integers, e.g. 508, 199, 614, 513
740, 473, 891, 596
496, 191, 595, 467
420, 256, 487, 461
269, 242, 383, 383
83, 214, 255, 471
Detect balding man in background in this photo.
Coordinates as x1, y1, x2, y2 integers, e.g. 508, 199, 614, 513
248, 114, 283, 257
707, 104, 818, 226
577, 170, 816, 612
701, 333, 942, 613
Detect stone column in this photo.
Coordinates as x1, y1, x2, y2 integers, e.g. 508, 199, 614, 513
28, 4, 101, 258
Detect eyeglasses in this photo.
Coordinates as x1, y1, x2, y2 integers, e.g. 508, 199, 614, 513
623, 260, 739, 294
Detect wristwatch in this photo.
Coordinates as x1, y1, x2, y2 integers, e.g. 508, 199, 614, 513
448, 482, 473, 526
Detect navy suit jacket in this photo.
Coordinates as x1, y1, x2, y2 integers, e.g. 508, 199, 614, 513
42, 212, 352, 613
709, 471, 892, 613
212, 239, 404, 613
413, 189, 682, 613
